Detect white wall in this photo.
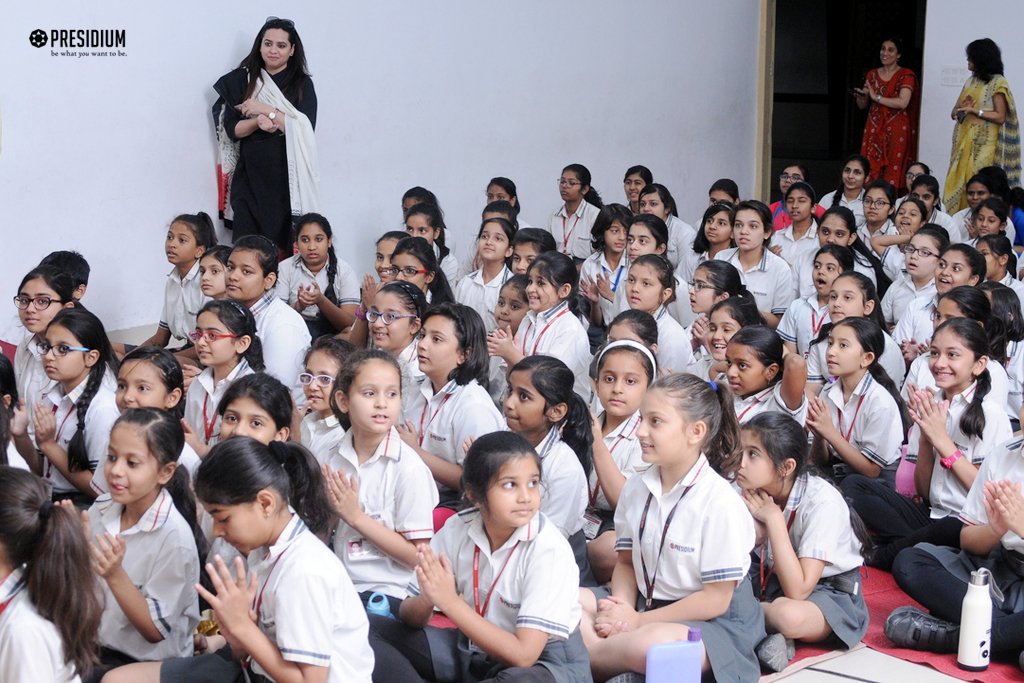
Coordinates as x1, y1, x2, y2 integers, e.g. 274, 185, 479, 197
919, 1, 1023, 189
1, 1, 762, 340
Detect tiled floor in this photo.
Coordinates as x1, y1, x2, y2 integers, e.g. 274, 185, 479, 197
781, 648, 964, 682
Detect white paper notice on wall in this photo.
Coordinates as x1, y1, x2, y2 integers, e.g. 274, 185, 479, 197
941, 67, 970, 87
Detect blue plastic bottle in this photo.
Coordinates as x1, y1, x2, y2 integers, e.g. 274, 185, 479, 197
645, 628, 703, 682
366, 591, 393, 619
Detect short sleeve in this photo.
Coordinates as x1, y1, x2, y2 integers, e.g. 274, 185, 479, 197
333, 260, 361, 306
275, 259, 295, 303
770, 262, 795, 315
856, 393, 903, 467
450, 389, 504, 466
0, 610, 72, 683
806, 342, 825, 383
143, 530, 200, 639
272, 572, 335, 668
959, 450, 1000, 526
613, 478, 640, 552
794, 494, 850, 563
515, 539, 580, 639
86, 397, 120, 495
698, 493, 754, 582
776, 306, 799, 344
393, 456, 439, 541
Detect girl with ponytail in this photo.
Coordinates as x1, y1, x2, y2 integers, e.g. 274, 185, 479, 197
106, 437, 374, 683
807, 317, 909, 485
504, 355, 593, 582
276, 212, 361, 338
84, 409, 201, 675
580, 373, 764, 683
0, 467, 101, 682
182, 300, 263, 457
842, 318, 1011, 571
34, 306, 119, 505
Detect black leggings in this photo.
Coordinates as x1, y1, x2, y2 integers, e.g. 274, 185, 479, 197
892, 547, 1024, 653
367, 615, 556, 683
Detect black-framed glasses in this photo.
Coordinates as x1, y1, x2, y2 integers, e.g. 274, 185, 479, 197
367, 309, 417, 325
394, 267, 429, 278
688, 280, 718, 292
557, 178, 581, 187
13, 295, 59, 311
298, 373, 334, 388
863, 198, 891, 208
37, 341, 91, 357
779, 173, 804, 182
900, 245, 938, 258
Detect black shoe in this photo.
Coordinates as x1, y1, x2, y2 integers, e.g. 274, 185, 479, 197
884, 607, 959, 653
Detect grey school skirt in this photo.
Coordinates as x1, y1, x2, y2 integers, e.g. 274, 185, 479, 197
591, 577, 764, 683
425, 625, 592, 683
760, 568, 869, 649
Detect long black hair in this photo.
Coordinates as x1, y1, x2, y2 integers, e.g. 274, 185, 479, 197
978, 281, 1024, 364
118, 346, 186, 418
238, 18, 311, 101
831, 317, 911, 435
421, 303, 491, 389
294, 213, 341, 307
392, 236, 454, 305
932, 319, 994, 441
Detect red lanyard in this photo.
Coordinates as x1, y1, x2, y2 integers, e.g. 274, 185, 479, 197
201, 395, 217, 443
637, 461, 705, 608
418, 391, 453, 447
561, 211, 583, 254
759, 510, 797, 599
589, 417, 640, 507
810, 307, 828, 337
473, 542, 520, 617
838, 393, 868, 442
519, 308, 570, 355
736, 387, 773, 423
246, 549, 288, 669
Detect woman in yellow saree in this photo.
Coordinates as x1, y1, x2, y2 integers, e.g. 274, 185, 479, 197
944, 38, 1021, 213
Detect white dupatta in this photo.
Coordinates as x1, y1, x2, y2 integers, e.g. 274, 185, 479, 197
255, 69, 320, 216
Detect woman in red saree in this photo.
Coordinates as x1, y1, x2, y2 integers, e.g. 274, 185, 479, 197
855, 37, 918, 190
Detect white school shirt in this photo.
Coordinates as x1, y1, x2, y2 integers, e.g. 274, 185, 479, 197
182, 359, 253, 446
589, 411, 644, 512
734, 383, 808, 426
396, 340, 425, 417
0, 568, 80, 683
246, 515, 374, 683
88, 489, 199, 659
514, 301, 592, 398
42, 375, 119, 496
818, 190, 866, 228
435, 244, 462, 288
5, 442, 29, 470
159, 261, 207, 342
676, 250, 708, 288
300, 412, 345, 466
807, 330, 906, 386
275, 254, 360, 321
792, 249, 877, 300
892, 293, 935, 346
549, 200, 600, 260
328, 426, 437, 598
410, 509, 581, 643
530, 427, 587, 537
905, 383, 1011, 519
665, 215, 697, 270
758, 474, 863, 578
1006, 340, 1024, 422
858, 219, 898, 250
878, 243, 908, 282
820, 372, 904, 475
653, 306, 694, 374
403, 377, 505, 494
14, 335, 56, 444
614, 455, 754, 601
251, 292, 311, 403
454, 265, 512, 333
772, 223, 820, 266
777, 294, 830, 357
880, 275, 936, 327
959, 436, 1024, 553
715, 247, 795, 316
581, 251, 629, 324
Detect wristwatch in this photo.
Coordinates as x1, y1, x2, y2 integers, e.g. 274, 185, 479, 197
978, 109, 984, 119
940, 450, 964, 470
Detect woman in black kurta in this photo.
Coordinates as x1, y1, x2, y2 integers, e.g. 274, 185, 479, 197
215, 18, 317, 251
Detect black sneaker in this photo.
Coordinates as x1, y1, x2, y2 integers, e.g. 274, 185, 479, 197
884, 607, 959, 653
756, 633, 796, 672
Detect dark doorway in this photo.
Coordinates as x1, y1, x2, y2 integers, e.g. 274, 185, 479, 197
770, 0, 927, 203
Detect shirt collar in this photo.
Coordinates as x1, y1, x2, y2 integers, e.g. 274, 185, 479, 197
461, 507, 544, 557
729, 248, 768, 272
540, 300, 569, 322
197, 359, 250, 395
558, 202, 586, 220
334, 426, 402, 471
304, 411, 340, 432
0, 566, 26, 605
251, 513, 306, 567
167, 260, 202, 283
942, 381, 978, 406
782, 472, 809, 515
826, 371, 874, 406
534, 426, 560, 460
641, 453, 709, 498
95, 488, 174, 536
249, 291, 276, 317
420, 377, 459, 401
603, 411, 642, 442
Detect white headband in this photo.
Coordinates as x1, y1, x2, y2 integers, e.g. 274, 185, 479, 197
597, 339, 657, 376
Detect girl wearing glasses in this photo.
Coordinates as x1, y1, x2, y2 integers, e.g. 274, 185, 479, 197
858, 180, 899, 248
182, 301, 263, 457
390, 237, 454, 306
364, 282, 427, 416
35, 307, 119, 505
11, 266, 75, 463
879, 225, 947, 329
298, 336, 353, 465
550, 163, 603, 261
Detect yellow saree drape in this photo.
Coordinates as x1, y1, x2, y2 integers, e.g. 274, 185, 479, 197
944, 75, 1021, 213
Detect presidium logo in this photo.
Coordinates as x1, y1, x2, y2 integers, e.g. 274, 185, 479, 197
29, 28, 127, 57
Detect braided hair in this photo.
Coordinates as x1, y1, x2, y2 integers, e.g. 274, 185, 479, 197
49, 307, 118, 473
294, 213, 340, 307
